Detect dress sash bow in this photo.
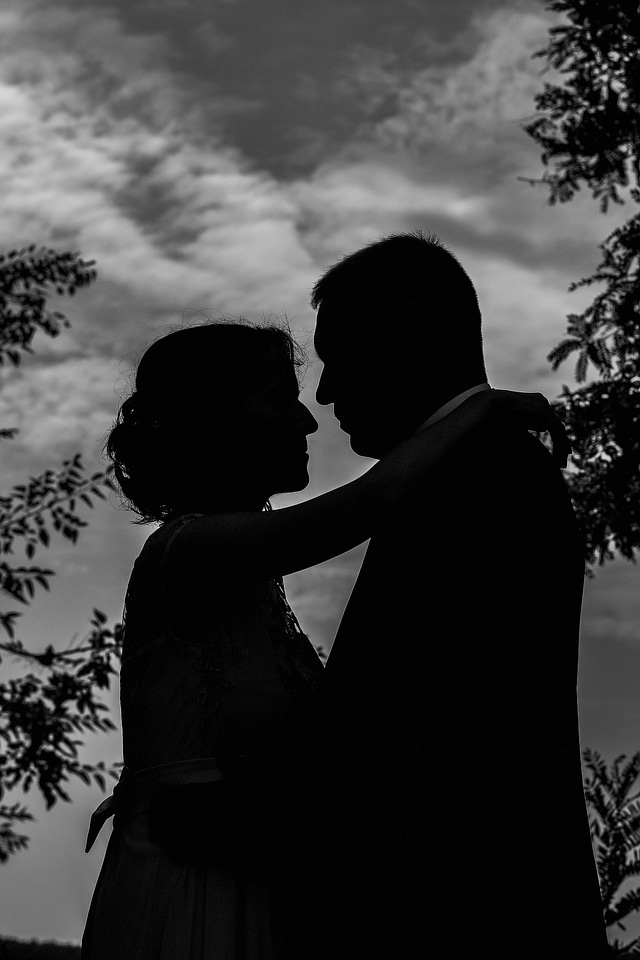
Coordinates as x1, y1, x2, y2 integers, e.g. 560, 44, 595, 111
84, 756, 225, 853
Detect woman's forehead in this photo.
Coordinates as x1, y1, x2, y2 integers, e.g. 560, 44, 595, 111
254, 351, 298, 389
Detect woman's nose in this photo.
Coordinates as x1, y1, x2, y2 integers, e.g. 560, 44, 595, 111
303, 404, 319, 436
296, 398, 318, 435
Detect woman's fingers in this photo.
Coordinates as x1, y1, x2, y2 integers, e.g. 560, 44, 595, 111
547, 409, 571, 468
491, 390, 572, 468
533, 394, 571, 469
531, 393, 570, 468
553, 415, 571, 468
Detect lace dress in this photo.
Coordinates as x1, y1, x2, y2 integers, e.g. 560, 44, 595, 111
80, 512, 324, 960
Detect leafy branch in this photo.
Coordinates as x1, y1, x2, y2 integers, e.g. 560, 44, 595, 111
523, 1, 640, 573
584, 749, 640, 954
0, 244, 96, 368
0, 244, 127, 862
0, 609, 125, 861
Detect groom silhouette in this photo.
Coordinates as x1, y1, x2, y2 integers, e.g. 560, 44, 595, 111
295, 231, 608, 959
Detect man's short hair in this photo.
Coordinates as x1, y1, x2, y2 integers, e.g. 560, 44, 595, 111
311, 229, 486, 375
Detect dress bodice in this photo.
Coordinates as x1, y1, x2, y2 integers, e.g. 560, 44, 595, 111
119, 513, 324, 773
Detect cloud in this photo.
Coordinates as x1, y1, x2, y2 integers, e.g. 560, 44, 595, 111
0, 0, 626, 518
0, 0, 324, 477
284, 545, 369, 654
368, 8, 554, 168
0, 0, 319, 320
0, 2, 616, 375
2, 2, 613, 482
581, 559, 640, 649
0, 357, 120, 460
0, 0, 625, 468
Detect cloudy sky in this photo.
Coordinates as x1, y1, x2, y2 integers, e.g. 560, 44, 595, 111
0, 0, 638, 946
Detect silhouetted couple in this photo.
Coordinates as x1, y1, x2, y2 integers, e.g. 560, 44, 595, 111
81, 231, 608, 959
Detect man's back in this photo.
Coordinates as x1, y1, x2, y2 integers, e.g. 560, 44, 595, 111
307, 421, 607, 958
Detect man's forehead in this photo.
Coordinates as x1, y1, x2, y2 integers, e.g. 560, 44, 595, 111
316, 295, 370, 318
314, 297, 376, 355
314, 313, 348, 362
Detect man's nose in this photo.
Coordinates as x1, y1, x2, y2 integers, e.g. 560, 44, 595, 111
315, 366, 332, 406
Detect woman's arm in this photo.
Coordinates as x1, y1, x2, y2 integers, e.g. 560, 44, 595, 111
166, 389, 567, 582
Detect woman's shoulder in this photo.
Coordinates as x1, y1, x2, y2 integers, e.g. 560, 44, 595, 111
149, 512, 208, 576
159, 512, 264, 608
151, 512, 206, 547
159, 510, 287, 587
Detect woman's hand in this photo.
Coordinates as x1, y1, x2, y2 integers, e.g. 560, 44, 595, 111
488, 388, 571, 468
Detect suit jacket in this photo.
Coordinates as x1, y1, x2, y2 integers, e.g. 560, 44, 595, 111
303, 420, 608, 959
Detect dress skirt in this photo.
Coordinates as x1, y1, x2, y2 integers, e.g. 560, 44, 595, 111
81, 758, 280, 960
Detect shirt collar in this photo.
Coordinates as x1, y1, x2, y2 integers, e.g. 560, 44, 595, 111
415, 383, 492, 433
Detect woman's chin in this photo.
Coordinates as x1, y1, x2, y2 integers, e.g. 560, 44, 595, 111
289, 471, 311, 492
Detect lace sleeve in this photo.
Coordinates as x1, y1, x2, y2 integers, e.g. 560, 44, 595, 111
158, 512, 205, 643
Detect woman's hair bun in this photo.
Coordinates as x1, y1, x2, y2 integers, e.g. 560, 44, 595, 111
121, 391, 156, 422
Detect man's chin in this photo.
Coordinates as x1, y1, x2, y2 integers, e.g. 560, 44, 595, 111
347, 434, 383, 460
346, 424, 409, 459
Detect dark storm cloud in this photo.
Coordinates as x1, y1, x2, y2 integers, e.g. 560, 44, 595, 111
50, 0, 542, 178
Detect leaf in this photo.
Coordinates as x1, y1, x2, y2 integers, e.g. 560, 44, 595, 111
616, 754, 640, 803
606, 887, 640, 926
575, 350, 588, 383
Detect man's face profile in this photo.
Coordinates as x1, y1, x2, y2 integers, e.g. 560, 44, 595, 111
314, 298, 426, 459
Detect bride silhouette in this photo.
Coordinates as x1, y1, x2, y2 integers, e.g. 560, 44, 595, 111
80, 320, 566, 959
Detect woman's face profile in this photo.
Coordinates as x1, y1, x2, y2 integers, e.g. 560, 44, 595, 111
230, 350, 319, 499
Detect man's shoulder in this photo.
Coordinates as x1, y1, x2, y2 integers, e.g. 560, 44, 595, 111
372, 422, 570, 543
464, 417, 553, 464
448, 420, 562, 494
